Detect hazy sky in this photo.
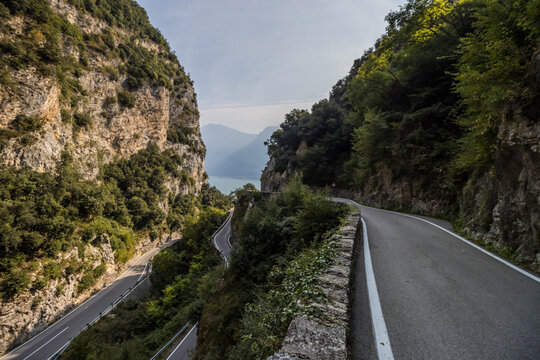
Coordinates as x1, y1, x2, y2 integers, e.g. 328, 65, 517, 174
137, 0, 404, 133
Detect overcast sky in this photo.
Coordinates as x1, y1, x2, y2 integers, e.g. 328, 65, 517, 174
137, 0, 405, 133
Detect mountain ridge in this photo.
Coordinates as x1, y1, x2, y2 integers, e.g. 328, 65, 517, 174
202, 124, 277, 179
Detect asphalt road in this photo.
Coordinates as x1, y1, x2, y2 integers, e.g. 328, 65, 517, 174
164, 211, 233, 360
1, 241, 176, 360
164, 324, 198, 360
213, 210, 233, 266
337, 199, 540, 360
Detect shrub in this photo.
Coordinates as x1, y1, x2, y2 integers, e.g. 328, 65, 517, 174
166, 126, 194, 145
77, 268, 96, 293
10, 114, 43, 133
43, 262, 63, 280
103, 96, 116, 108
56, 284, 65, 296
60, 109, 72, 123
117, 90, 136, 108
31, 296, 43, 309
73, 112, 92, 129
1, 268, 30, 299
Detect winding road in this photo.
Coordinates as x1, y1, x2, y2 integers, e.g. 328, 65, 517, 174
1, 240, 177, 360
335, 198, 540, 360
161, 210, 233, 360
6, 198, 538, 360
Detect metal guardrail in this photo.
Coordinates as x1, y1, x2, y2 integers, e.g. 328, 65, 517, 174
47, 261, 152, 359
149, 322, 191, 360
149, 211, 234, 360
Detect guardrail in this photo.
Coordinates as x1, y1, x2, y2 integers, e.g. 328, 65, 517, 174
148, 211, 234, 360
52, 212, 234, 360
149, 322, 191, 360
48, 261, 152, 360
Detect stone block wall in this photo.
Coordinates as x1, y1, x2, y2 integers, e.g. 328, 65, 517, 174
268, 210, 360, 360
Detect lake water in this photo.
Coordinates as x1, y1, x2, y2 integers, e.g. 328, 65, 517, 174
208, 176, 260, 195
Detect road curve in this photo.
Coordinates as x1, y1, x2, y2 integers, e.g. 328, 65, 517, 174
336, 198, 540, 360
213, 210, 233, 266
1, 240, 176, 360
163, 211, 233, 360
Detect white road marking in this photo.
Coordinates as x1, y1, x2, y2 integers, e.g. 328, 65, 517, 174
335, 197, 540, 284
165, 324, 198, 360
137, 261, 149, 282
362, 218, 395, 360
383, 211, 540, 284
45, 341, 70, 360
213, 212, 232, 268
22, 327, 69, 360
2, 242, 177, 360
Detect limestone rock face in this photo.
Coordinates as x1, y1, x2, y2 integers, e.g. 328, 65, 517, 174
0, 0, 205, 193
0, 232, 172, 355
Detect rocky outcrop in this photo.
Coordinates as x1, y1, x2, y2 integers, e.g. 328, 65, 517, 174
0, 0, 205, 192
261, 157, 293, 193
0, 231, 179, 355
268, 210, 360, 360
459, 104, 540, 270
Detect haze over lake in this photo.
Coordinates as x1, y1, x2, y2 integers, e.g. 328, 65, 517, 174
208, 176, 260, 195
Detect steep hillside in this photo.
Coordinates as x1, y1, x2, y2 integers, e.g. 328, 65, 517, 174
0, 0, 205, 353
262, 0, 540, 270
201, 124, 256, 175
211, 126, 278, 179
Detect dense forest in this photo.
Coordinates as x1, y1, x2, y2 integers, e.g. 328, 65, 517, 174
264, 0, 539, 265
0, 145, 209, 299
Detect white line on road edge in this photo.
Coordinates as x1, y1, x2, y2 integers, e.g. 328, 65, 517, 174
45, 341, 70, 360
362, 218, 394, 360
137, 261, 149, 282
334, 197, 540, 284
213, 211, 233, 268
387, 211, 540, 284
22, 327, 69, 360
165, 324, 198, 360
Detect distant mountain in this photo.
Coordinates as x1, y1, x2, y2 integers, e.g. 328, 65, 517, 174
211, 126, 278, 179
201, 124, 256, 175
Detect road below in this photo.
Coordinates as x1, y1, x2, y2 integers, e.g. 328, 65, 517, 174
337, 199, 540, 360
1, 240, 176, 360
213, 210, 233, 266
162, 211, 233, 360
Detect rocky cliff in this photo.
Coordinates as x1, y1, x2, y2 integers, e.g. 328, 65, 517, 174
0, 0, 205, 354
0, 0, 204, 189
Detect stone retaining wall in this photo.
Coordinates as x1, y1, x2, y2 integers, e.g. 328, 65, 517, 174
269, 209, 361, 360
